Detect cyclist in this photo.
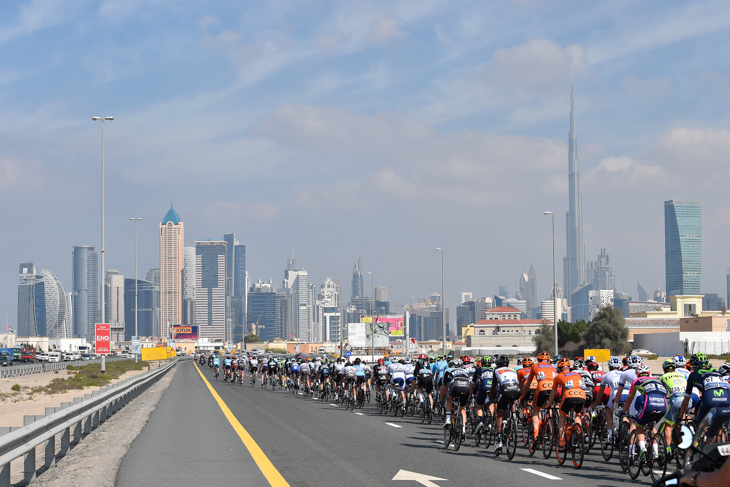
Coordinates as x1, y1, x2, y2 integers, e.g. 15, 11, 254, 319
517, 357, 537, 414
299, 358, 311, 394
259, 356, 269, 384
414, 355, 434, 410
374, 358, 389, 401
319, 359, 331, 398
442, 359, 470, 436
593, 356, 626, 443
343, 360, 357, 399
572, 358, 594, 407
472, 355, 496, 435
353, 358, 367, 400
333, 358, 345, 399
621, 364, 667, 460
212, 355, 221, 378
289, 357, 300, 390
490, 355, 521, 454
249, 355, 259, 384
522, 351, 557, 444
432, 355, 449, 398
223, 355, 232, 380
404, 357, 416, 406
268, 356, 279, 385
546, 358, 586, 450
586, 358, 606, 405
720, 363, 730, 383
388, 359, 407, 412
659, 359, 688, 452
362, 359, 372, 390
612, 355, 642, 429
678, 353, 730, 424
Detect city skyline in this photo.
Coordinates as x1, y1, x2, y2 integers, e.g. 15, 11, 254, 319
3, 2, 730, 323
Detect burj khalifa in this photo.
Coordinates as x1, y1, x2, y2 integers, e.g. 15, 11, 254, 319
563, 78, 585, 304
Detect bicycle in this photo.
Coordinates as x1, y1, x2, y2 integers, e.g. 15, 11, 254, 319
554, 409, 585, 469
419, 392, 434, 425
625, 411, 667, 482
214, 366, 220, 381
495, 399, 518, 460
442, 404, 464, 452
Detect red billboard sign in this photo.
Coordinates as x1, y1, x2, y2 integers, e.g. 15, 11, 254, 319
95, 323, 111, 354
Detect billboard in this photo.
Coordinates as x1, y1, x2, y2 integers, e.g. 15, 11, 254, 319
141, 346, 176, 361
348, 323, 367, 348
95, 323, 111, 354
171, 325, 198, 339
361, 316, 404, 336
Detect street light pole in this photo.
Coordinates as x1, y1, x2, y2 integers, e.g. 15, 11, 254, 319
543, 212, 558, 357
435, 248, 445, 355
367, 271, 374, 361
130, 218, 142, 361
92, 116, 114, 327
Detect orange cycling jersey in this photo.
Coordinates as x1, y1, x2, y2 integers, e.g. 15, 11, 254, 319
528, 363, 557, 393
518, 367, 537, 390
552, 371, 586, 403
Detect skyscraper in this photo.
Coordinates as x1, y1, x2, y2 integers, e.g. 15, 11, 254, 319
105, 270, 125, 341
637, 281, 648, 302
72, 245, 99, 339
564, 78, 585, 303
519, 265, 538, 319
283, 258, 310, 341
183, 246, 196, 325
316, 277, 341, 342
195, 240, 227, 341
124, 278, 160, 339
247, 280, 287, 342
665, 200, 701, 297
160, 204, 184, 339
351, 258, 364, 299
17, 263, 40, 337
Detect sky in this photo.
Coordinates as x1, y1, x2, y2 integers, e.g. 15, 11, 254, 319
3, 0, 730, 327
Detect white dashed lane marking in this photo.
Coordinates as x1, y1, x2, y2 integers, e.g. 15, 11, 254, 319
521, 468, 562, 480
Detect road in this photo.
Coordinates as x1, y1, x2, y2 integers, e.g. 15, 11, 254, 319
117, 361, 647, 486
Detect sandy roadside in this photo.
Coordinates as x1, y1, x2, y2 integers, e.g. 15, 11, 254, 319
0, 361, 165, 428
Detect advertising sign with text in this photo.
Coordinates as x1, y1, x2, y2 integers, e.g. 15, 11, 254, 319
95, 323, 111, 354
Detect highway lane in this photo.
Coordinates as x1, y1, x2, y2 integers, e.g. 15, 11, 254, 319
122, 361, 649, 486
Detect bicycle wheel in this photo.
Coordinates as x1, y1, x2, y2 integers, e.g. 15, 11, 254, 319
453, 415, 464, 452
648, 432, 667, 484
626, 430, 642, 480
427, 403, 433, 425
484, 412, 495, 449
571, 423, 584, 469
521, 413, 531, 447
555, 426, 567, 465
599, 421, 614, 461
506, 417, 517, 460
581, 415, 592, 454
542, 420, 554, 459
442, 423, 452, 450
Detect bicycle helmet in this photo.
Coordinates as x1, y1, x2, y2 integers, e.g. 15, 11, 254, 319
718, 363, 730, 376
557, 359, 571, 370
399, 359, 405, 365
447, 360, 456, 368
462, 356, 471, 365
537, 351, 551, 362
586, 361, 598, 371
662, 359, 675, 373
608, 356, 621, 369
636, 364, 651, 377
345, 361, 352, 366
572, 359, 585, 370
689, 353, 708, 368
496, 355, 509, 368
672, 355, 686, 368
585, 355, 596, 363
378, 358, 384, 365
483, 355, 492, 364
418, 354, 426, 360
522, 357, 534, 367
354, 358, 361, 365
628, 355, 642, 368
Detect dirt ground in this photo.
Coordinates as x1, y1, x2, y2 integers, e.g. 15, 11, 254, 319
0, 361, 164, 428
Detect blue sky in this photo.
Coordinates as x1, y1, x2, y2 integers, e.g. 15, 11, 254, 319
3, 0, 730, 325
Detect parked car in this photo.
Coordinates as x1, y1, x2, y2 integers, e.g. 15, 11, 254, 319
36, 352, 49, 362
48, 351, 62, 363
62, 352, 74, 361
630, 349, 654, 357
0, 352, 12, 366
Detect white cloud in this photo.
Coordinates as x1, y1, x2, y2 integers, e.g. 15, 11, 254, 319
622, 75, 672, 99
368, 16, 406, 44
198, 14, 219, 31
0, 0, 75, 45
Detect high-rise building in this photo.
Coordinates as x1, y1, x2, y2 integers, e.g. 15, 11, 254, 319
638, 281, 649, 302
665, 200, 701, 297
351, 258, 364, 299
589, 289, 614, 320
146, 268, 160, 286
105, 270, 125, 342
160, 204, 184, 339
316, 277, 341, 342
72, 245, 99, 339
283, 258, 310, 340
498, 286, 509, 299
17, 265, 69, 338
564, 78, 586, 303
124, 278, 160, 339
183, 247, 196, 325
195, 240, 227, 341
17, 263, 40, 337
519, 265, 538, 319
247, 280, 288, 342
589, 248, 615, 291
702, 293, 725, 312
727, 267, 730, 312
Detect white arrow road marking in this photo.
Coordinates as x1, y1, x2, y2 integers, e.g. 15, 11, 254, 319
385, 423, 402, 428
355, 412, 364, 415
521, 468, 562, 480
393, 469, 447, 487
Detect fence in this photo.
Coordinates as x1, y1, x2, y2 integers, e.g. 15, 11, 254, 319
0, 359, 176, 487
0, 357, 128, 379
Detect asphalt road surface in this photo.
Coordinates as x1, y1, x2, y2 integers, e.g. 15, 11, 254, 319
118, 361, 647, 487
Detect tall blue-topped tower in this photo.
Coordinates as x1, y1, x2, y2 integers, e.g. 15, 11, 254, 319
162, 203, 180, 225
564, 76, 585, 304
665, 200, 701, 297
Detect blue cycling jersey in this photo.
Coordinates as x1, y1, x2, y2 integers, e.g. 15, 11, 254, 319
213, 358, 220, 366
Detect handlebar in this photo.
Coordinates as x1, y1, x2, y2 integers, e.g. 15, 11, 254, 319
652, 470, 683, 487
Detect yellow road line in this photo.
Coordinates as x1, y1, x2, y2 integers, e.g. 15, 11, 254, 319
194, 363, 289, 486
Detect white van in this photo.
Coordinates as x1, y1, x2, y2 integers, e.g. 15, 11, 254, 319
48, 351, 62, 363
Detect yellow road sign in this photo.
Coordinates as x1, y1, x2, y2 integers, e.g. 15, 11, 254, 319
584, 349, 611, 362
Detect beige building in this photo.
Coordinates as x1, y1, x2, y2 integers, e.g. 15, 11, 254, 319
160, 205, 184, 339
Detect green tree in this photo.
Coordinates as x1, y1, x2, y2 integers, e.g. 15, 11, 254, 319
532, 323, 555, 355
244, 334, 262, 343
582, 306, 631, 355
557, 320, 588, 347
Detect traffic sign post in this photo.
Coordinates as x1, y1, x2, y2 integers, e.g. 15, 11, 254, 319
345, 350, 352, 358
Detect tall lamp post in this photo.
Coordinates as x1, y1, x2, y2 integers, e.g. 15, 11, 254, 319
92, 116, 114, 325
435, 248, 445, 355
543, 212, 558, 357
130, 218, 142, 361
367, 271, 374, 360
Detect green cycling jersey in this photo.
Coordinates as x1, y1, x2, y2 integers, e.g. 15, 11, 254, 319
660, 371, 687, 397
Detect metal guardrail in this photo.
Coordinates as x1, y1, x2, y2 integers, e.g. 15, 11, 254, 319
0, 359, 176, 487
0, 357, 128, 379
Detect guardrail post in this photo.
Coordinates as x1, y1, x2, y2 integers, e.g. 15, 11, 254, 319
83, 415, 91, 436
72, 421, 82, 445
23, 448, 36, 484
60, 427, 70, 456
44, 435, 55, 469
0, 463, 9, 487
92, 410, 99, 429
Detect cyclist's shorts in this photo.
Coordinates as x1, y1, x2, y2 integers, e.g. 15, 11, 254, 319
697, 392, 730, 423
497, 390, 521, 413
417, 376, 434, 393
335, 373, 344, 382
524, 388, 536, 402
662, 395, 684, 425
635, 395, 667, 427
290, 370, 299, 378
475, 388, 491, 405
345, 377, 356, 386
607, 391, 628, 410
357, 377, 366, 386
249, 366, 258, 373
448, 379, 471, 407
377, 376, 388, 386
392, 377, 406, 391
224, 364, 231, 370
560, 397, 585, 417
405, 377, 414, 386
365, 371, 372, 379
533, 390, 551, 410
